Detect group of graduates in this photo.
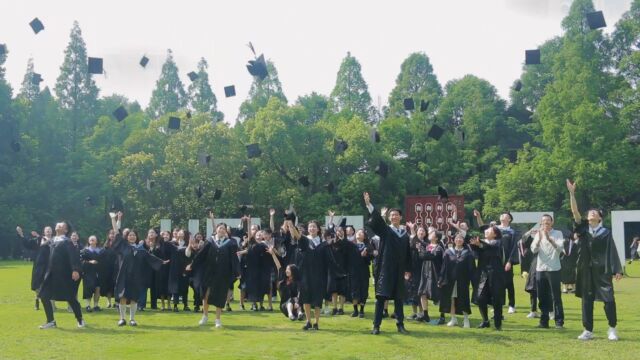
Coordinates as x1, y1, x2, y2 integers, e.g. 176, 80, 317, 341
18, 180, 624, 340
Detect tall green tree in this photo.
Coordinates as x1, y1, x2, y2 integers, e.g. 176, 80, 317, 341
18, 58, 40, 102
188, 58, 222, 121
54, 21, 99, 149
387, 52, 443, 117
146, 49, 187, 119
329, 52, 373, 122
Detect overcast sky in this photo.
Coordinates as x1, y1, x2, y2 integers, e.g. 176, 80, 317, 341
0, 0, 633, 123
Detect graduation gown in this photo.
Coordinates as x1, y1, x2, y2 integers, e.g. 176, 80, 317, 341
278, 279, 300, 316
351, 241, 374, 303
151, 241, 171, 298
368, 208, 412, 301
471, 239, 504, 306
112, 234, 165, 301
167, 243, 189, 295
519, 235, 538, 293
38, 237, 82, 301
20, 236, 50, 291
327, 238, 353, 298
80, 247, 102, 299
560, 239, 578, 284
573, 221, 622, 302
297, 236, 342, 308
438, 247, 475, 314
98, 246, 116, 297
245, 242, 273, 302
405, 238, 424, 304
191, 237, 240, 308
417, 243, 444, 301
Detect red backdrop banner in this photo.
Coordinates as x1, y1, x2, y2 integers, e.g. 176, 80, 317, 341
404, 195, 465, 239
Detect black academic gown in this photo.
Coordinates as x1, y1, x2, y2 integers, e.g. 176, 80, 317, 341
560, 239, 578, 284
98, 246, 116, 297
405, 237, 423, 304
191, 237, 240, 308
21, 235, 50, 291
439, 247, 475, 314
368, 208, 412, 301
38, 237, 82, 301
327, 238, 353, 298
351, 241, 374, 303
80, 247, 101, 299
245, 242, 273, 302
112, 234, 164, 301
417, 243, 444, 301
297, 236, 342, 308
167, 242, 189, 296
152, 241, 171, 298
519, 234, 538, 293
471, 239, 504, 306
573, 221, 622, 302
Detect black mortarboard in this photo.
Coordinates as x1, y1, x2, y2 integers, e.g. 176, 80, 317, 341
139, 56, 149, 68
508, 150, 518, 163
198, 153, 211, 166
213, 189, 222, 201
112, 106, 128, 122
29, 18, 44, 34
338, 217, 347, 228
88, 57, 103, 74
334, 139, 348, 154
240, 167, 253, 180
375, 161, 388, 177
420, 100, 429, 112
284, 210, 296, 222
298, 176, 310, 187
247, 54, 268, 80
10, 140, 21, 152
586, 11, 606, 30
514, 80, 522, 92
168, 116, 181, 130
326, 182, 336, 193
188, 71, 199, 81
0, 44, 6, 56
427, 124, 444, 140
186, 111, 192, 119
437, 185, 449, 200
525, 49, 541, 65
195, 185, 204, 199
224, 85, 236, 97
370, 129, 380, 143
31, 73, 43, 85
246, 143, 262, 159
403, 98, 415, 111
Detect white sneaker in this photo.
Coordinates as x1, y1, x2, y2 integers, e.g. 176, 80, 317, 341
39, 321, 57, 329
198, 315, 208, 326
447, 318, 458, 327
578, 330, 594, 341
527, 312, 539, 319
607, 327, 619, 341
214, 319, 222, 328
508, 306, 516, 314
463, 318, 470, 328
77, 320, 86, 328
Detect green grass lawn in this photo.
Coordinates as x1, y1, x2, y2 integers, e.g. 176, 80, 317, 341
0, 261, 639, 359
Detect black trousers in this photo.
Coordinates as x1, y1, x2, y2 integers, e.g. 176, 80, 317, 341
373, 295, 404, 328
504, 269, 515, 307
536, 270, 564, 325
529, 291, 538, 312
42, 297, 82, 323
582, 297, 617, 332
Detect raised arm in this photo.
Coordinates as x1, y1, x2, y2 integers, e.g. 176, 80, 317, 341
566, 179, 581, 223
473, 209, 484, 227
269, 208, 276, 232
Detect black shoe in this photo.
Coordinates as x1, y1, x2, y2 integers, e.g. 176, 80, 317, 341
184, 306, 191, 312
351, 310, 359, 317
173, 306, 179, 313
312, 323, 319, 330
129, 320, 137, 326
93, 306, 101, 312
302, 322, 312, 331
382, 309, 389, 318
397, 324, 409, 334
477, 321, 491, 328
495, 326, 502, 331
150, 305, 158, 310
118, 319, 126, 327
371, 326, 380, 335
241, 304, 245, 310
422, 315, 431, 323
409, 313, 418, 320
259, 305, 266, 311
359, 312, 365, 318
437, 317, 446, 325
332, 308, 338, 316
390, 312, 397, 319
338, 308, 345, 315
85, 306, 93, 312
194, 306, 200, 313
537, 323, 549, 329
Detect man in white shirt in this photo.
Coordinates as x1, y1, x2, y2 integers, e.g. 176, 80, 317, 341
531, 214, 565, 329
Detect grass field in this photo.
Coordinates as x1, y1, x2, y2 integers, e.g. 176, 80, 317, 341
0, 261, 639, 359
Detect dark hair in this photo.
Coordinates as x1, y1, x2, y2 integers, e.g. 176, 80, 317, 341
587, 208, 604, 218
286, 264, 300, 282
542, 214, 554, 222
323, 229, 335, 239
127, 229, 140, 243
307, 220, 321, 232
61, 221, 72, 235
489, 225, 502, 239
263, 228, 273, 236
388, 208, 403, 216
502, 211, 513, 222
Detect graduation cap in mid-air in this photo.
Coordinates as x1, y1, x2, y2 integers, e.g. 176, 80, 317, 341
168, 116, 181, 130
0, 44, 7, 56
186, 111, 192, 119
514, 80, 522, 92
88, 57, 103, 74
334, 139, 348, 154
246, 143, 262, 159
370, 129, 380, 143
187, 71, 199, 81
525, 49, 541, 65
427, 124, 444, 140
375, 161, 389, 177
31, 73, 43, 85
437, 185, 449, 201
403, 98, 415, 111
112, 106, 128, 122
195, 185, 204, 199
586, 10, 606, 30
420, 100, 430, 112
139, 55, 149, 68
213, 189, 222, 201
246, 42, 269, 80
298, 176, 310, 187
326, 182, 336, 193
224, 85, 236, 98
29, 18, 44, 34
